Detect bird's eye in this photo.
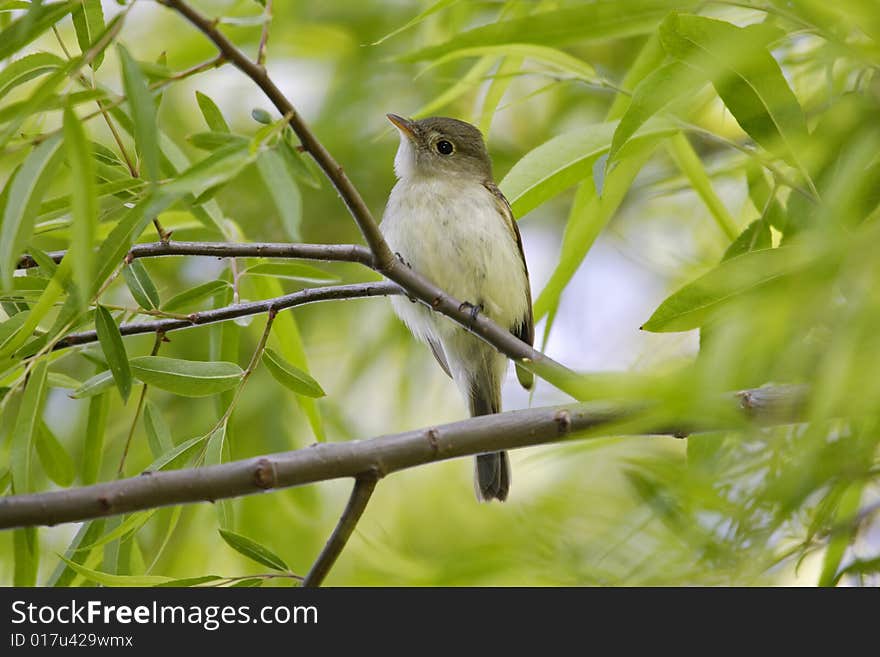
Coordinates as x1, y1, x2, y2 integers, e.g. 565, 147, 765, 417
436, 139, 454, 155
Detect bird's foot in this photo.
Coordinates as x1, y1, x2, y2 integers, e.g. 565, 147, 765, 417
394, 252, 412, 269
458, 301, 483, 326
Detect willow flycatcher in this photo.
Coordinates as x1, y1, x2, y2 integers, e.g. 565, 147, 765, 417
381, 114, 534, 502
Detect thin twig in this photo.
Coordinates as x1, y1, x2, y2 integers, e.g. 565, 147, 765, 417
303, 473, 379, 588
52, 282, 402, 351
0, 384, 809, 529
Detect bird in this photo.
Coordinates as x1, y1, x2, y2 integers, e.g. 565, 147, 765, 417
380, 113, 534, 502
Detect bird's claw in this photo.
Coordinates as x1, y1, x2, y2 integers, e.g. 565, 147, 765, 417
458, 301, 483, 325
395, 252, 412, 269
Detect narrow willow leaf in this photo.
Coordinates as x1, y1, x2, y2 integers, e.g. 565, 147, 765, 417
92, 194, 170, 295
372, 0, 460, 45
0, 311, 29, 352
159, 142, 256, 201
143, 400, 173, 457
428, 44, 596, 85
0, 0, 75, 60
722, 219, 772, 262
0, 51, 65, 97
57, 555, 170, 586
252, 277, 324, 440
69, 369, 113, 399
122, 260, 160, 310
155, 575, 223, 587
81, 388, 108, 485
145, 435, 204, 472
48, 519, 105, 586
262, 347, 325, 398
0, 135, 65, 290
608, 61, 703, 165
14, 527, 39, 586
36, 420, 74, 487
402, 1, 696, 61
534, 143, 656, 322
130, 356, 243, 397
500, 119, 673, 217
46, 372, 81, 389
162, 280, 230, 312
230, 578, 263, 587
818, 482, 864, 586
280, 130, 321, 188
256, 149, 302, 241
642, 247, 813, 332
94, 305, 131, 402
480, 55, 523, 134
188, 131, 247, 151
118, 44, 159, 183
659, 14, 807, 161
218, 529, 289, 572
195, 91, 230, 133
667, 132, 739, 240
241, 262, 337, 283
75, 510, 156, 552
63, 104, 98, 301
71, 0, 105, 69
10, 359, 48, 494
205, 424, 232, 528
606, 33, 665, 121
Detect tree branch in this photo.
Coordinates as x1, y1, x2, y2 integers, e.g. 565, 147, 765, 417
303, 473, 379, 588
0, 385, 808, 530
52, 282, 402, 351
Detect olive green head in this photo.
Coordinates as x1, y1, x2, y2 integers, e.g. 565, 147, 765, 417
387, 114, 492, 181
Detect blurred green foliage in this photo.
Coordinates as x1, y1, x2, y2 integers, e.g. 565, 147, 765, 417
1, 0, 879, 586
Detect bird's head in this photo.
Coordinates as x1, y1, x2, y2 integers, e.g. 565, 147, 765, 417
387, 114, 492, 182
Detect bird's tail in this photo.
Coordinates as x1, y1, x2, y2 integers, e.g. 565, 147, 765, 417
469, 386, 510, 502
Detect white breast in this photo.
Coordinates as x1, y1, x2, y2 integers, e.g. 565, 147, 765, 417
380, 175, 529, 366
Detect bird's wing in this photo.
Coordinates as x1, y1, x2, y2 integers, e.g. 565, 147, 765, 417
483, 181, 535, 390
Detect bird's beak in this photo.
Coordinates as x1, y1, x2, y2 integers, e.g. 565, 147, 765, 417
387, 113, 416, 141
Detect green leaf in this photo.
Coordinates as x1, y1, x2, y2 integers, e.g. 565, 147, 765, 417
0, 51, 66, 98
0, 311, 29, 352
69, 369, 114, 399
479, 54, 523, 134
372, 0, 460, 45
10, 359, 48, 494
642, 247, 814, 333
218, 529, 289, 572
608, 61, 703, 164
14, 527, 39, 586
94, 305, 131, 402
162, 280, 230, 312
56, 555, 171, 586
75, 510, 156, 552
122, 260, 160, 310
46, 371, 82, 389
48, 519, 105, 586
251, 276, 324, 441
195, 91, 230, 133
36, 420, 74, 487
145, 435, 205, 472
280, 131, 321, 189
819, 482, 863, 586
722, 219, 772, 262
0, 135, 65, 290
155, 575, 224, 587
81, 387, 108, 485
205, 424, 232, 528
143, 400, 173, 458
426, 44, 596, 84
130, 356, 243, 397
402, 1, 697, 61
92, 194, 170, 295
63, 104, 98, 301
71, 0, 105, 69
188, 131, 248, 151
242, 262, 337, 283
534, 143, 656, 322
256, 149, 302, 240
262, 347, 325, 398
0, 0, 75, 61
159, 142, 256, 201
500, 119, 673, 217
118, 44, 159, 183
659, 14, 807, 161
